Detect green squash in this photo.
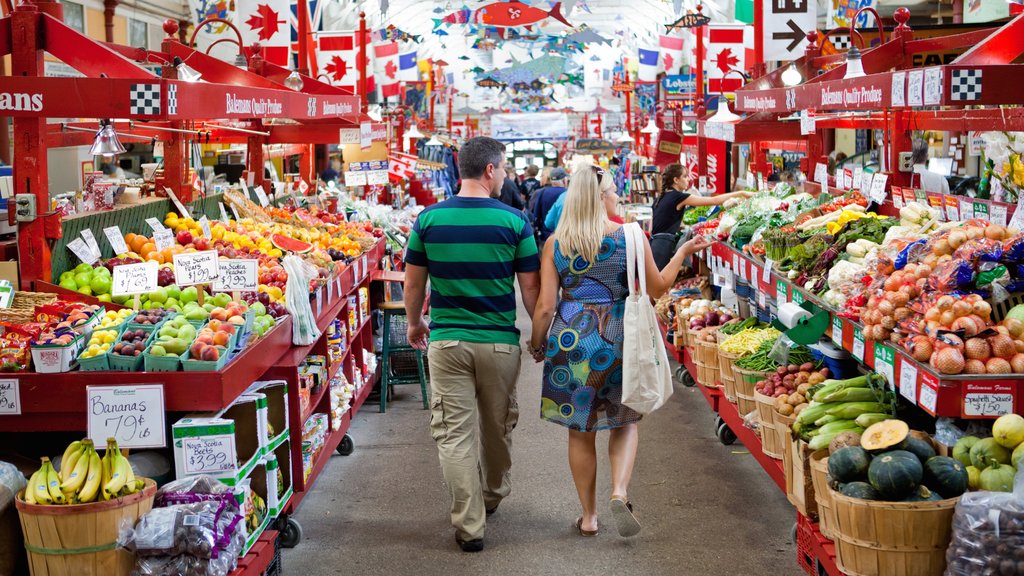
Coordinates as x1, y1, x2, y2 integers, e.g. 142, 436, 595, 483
899, 436, 937, 465
828, 446, 871, 483
966, 466, 981, 490
979, 460, 1016, 492
839, 481, 880, 500
868, 450, 923, 500
902, 485, 943, 502
953, 436, 980, 467
1013, 442, 1024, 469
969, 438, 1012, 470
922, 456, 968, 498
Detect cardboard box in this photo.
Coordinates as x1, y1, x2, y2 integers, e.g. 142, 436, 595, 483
264, 440, 293, 517
235, 464, 272, 556
248, 380, 289, 452
172, 395, 264, 485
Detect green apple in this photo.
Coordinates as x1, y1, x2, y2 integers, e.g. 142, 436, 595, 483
203, 302, 215, 312
97, 294, 112, 303
74, 263, 93, 275
250, 302, 267, 316
74, 272, 93, 288
77, 285, 93, 296
90, 274, 112, 295
92, 265, 111, 277
59, 271, 75, 283
149, 287, 168, 304
149, 345, 167, 357
141, 300, 153, 310
180, 286, 198, 304
213, 293, 232, 308
59, 278, 78, 291
165, 285, 181, 301
112, 295, 129, 305
165, 297, 179, 308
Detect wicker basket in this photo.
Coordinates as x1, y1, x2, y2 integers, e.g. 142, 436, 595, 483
719, 351, 741, 403
831, 490, 958, 576
0, 291, 59, 324
810, 449, 836, 541
785, 438, 818, 520
733, 367, 770, 417
754, 391, 784, 459
693, 359, 721, 389
16, 479, 156, 576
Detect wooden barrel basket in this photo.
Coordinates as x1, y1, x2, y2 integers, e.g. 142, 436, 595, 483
754, 391, 783, 459
16, 478, 156, 576
718, 351, 741, 403
830, 489, 958, 576
809, 449, 836, 540
732, 367, 770, 417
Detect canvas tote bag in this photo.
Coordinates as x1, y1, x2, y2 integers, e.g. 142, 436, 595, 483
621, 223, 674, 414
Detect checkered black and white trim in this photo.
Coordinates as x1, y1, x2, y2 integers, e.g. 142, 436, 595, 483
129, 83, 161, 116
950, 69, 982, 101
167, 84, 178, 115
831, 34, 851, 50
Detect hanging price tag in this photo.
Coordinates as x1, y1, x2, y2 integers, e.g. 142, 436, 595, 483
832, 316, 843, 346
163, 187, 192, 219
927, 192, 946, 222
87, 384, 165, 449
973, 199, 990, 222
80, 229, 101, 260
213, 259, 258, 293
814, 163, 828, 188
891, 71, 906, 107
172, 251, 220, 286
0, 379, 20, 415
153, 228, 175, 251
963, 382, 1015, 417
67, 238, 98, 265
792, 289, 804, 305
103, 226, 129, 255
842, 169, 854, 191
990, 203, 1008, 227
874, 344, 895, 390
731, 254, 739, 274
860, 172, 873, 196
1010, 196, 1024, 231
219, 202, 230, 224
182, 435, 236, 475
944, 195, 960, 222
852, 326, 866, 362
762, 259, 773, 283
327, 274, 334, 301
959, 197, 974, 220
746, 172, 755, 189
800, 111, 815, 136
869, 173, 888, 204
923, 67, 943, 105
891, 187, 905, 209
852, 167, 864, 191
199, 216, 212, 240
254, 186, 270, 207
112, 262, 158, 296
899, 360, 918, 404
776, 279, 788, 306
145, 218, 164, 233
919, 376, 939, 414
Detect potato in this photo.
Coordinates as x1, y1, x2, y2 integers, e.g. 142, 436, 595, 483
778, 404, 794, 416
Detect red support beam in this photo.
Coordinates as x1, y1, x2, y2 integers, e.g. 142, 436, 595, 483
359, 11, 368, 111
40, 13, 153, 79
953, 12, 1024, 65
102, 0, 117, 43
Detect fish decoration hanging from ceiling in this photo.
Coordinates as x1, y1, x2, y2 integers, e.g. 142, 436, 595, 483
486, 54, 575, 86
565, 26, 611, 45
665, 11, 711, 32
469, 66, 486, 74
434, 1, 571, 30
477, 76, 508, 89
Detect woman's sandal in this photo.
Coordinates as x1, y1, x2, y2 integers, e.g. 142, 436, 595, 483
574, 517, 599, 537
610, 497, 642, 537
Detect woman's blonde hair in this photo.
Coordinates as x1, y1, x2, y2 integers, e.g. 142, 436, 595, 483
553, 165, 607, 262
539, 166, 553, 186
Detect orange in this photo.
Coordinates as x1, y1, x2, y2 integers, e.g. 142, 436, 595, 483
130, 236, 149, 254
161, 247, 175, 262
125, 232, 138, 247
139, 242, 156, 256
145, 251, 164, 264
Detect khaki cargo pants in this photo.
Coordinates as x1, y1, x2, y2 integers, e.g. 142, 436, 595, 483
427, 340, 521, 542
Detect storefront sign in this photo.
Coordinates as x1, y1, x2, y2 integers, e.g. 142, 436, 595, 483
705, 138, 728, 195
662, 74, 696, 95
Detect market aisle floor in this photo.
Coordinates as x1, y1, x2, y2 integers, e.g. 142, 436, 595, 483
282, 298, 801, 576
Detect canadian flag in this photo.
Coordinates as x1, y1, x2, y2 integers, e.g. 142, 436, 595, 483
316, 30, 375, 95
658, 34, 685, 74
705, 24, 751, 94
389, 151, 418, 182
237, 0, 291, 66
374, 41, 400, 99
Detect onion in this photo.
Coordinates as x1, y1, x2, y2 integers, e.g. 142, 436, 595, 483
906, 335, 934, 362
952, 301, 973, 318
986, 357, 1012, 374
989, 334, 1017, 358
964, 359, 987, 374
1012, 354, 1024, 373
1003, 318, 1024, 338
933, 347, 966, 374
965, 338, 991, 360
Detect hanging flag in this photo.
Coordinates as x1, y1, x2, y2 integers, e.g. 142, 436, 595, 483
658, 34, 684, 74
237, 0, 291, 66
288, 0, 323, 68
317, 30, 375, 94
389, 151, 418, 181
706, 24, 748, 93
374, 41, 401, 99
637, 46, 659, 82
398, 47, 419, 82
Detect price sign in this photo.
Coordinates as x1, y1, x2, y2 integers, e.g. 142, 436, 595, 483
814, 163, 828, 188
842, 169, 854, 191
1010, 195, 1024, 231
944, 195, 960, 221
990, 203, 1008, 227
927, 192, 946, 222
923, 67, 943, 105
698, 176, 708, 195
962, 382, 1015, 417
153, 228, 175, 251
874, 344, 895, 389
973, 200, 990, 222
899, 360, 918, 404
164, 187, 192, 219
0, 379, 20, 415
66, 238, 98, 265
112, 262, 158, 296
145, 217, 165, 233
907, 69, 924, 106
776, 279, 788, 306
918, 377, 939, 414
746, 172, 755, 189
891, 71, 906, 107
792, 289, 804, 305
228, 202, 241, 221
182, 435, 235, 475
219, 202, 230, 224
246, 172, 255, 187
860, 172, 873, 196
198, 216, 212, 240
172, 250, 220, 286
762, 259, 773, 283
213, 259, 258, 292
104, 226, 129, 255
253, 186, 270, 207
80, 229, 101, 260
852, 167, 864, 191
732, 254, 739, 275
344, 171, 367, 186
800, 111, 815, 136
326, 274, 334, 301
361, 255, 368, 279
832, 316, 843, 346
869, 173, 888, 204
959, 197, 974, 220
852, 326, 865, 362
891, 186, 905, 209
87, 384, 165, 449
903, 188, 918, 207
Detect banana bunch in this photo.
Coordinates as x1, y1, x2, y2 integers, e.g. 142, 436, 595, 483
23, 438, 145, 505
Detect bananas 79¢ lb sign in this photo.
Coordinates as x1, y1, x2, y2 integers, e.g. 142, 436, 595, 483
87, 385, 165, 448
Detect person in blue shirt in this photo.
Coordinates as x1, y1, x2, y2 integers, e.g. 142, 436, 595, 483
530, 167, 568, 243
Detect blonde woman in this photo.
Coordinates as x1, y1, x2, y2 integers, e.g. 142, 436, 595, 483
528, 165, 711, 538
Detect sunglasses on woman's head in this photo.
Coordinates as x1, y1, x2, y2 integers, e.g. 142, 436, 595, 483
591, 165, 605, 184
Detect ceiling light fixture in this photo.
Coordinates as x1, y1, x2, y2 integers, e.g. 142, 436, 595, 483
405, 124, 425, 140
781, 64, 802, 87
844, 46, 866, 79
284, 69, 304, 91
172, 57, 202, 82
707, 96, 742, 124
641, 117, 659, 134
89, 120, 127, 159
616, 132, 634, 144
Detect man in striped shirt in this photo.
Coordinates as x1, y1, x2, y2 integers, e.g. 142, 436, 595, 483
404, 137, 540, 553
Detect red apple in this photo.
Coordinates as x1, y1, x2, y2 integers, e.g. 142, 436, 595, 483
177, 230, 193, 245
194, 237, 210, 251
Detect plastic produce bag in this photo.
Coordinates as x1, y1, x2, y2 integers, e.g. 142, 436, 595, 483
944, 471, 1024, 576
283, 254, 322, 345
0, 461, 27, 575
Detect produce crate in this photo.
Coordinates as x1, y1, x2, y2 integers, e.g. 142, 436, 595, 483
107, 327, 156, 372
77, 351, 111, 372
719, 351, 741, 403
15, 478, 156, 576
733, 367, 770, 418
754, 391, 783, 459
30, 334, 85, 374
810, 449, 837, 541
181, 347, 231, 371
831, 490, 958, 576
785, 438, 818, 521
142, 348, 182, 372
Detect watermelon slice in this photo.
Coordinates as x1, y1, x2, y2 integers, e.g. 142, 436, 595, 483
271, 234, 313, 254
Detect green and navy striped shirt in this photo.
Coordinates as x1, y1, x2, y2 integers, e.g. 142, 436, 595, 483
405, 197, 540, 345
